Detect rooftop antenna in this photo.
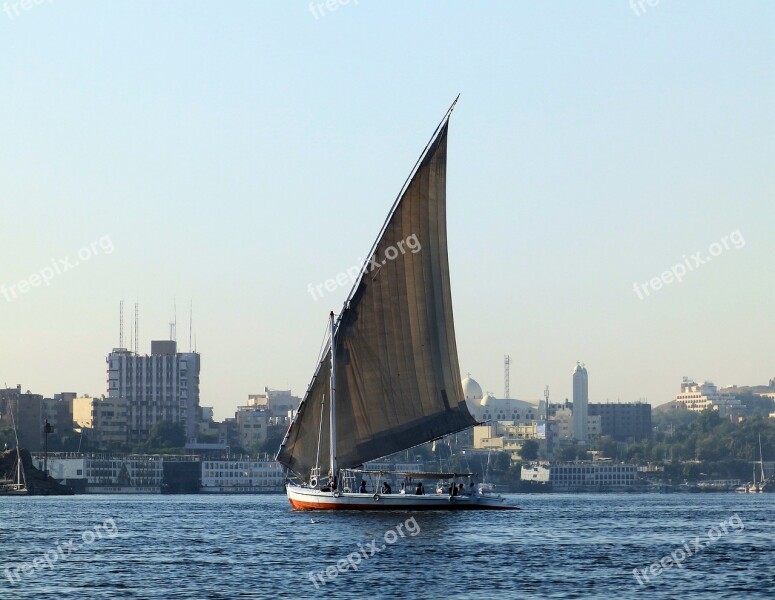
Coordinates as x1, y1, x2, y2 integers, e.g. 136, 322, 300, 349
544, 385, 550, 419
134, 302, 139, 354
170, 298, 177, 342
504, 354, 511, 399
119, 300, 124, 348
189, 299, 193, 352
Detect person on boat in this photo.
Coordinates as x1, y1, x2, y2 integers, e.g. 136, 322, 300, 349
328, 476, 337, 491
469, 481, 476, 496
381, 482, 392, 494
458, 483, 465, 496
415, 482, 425, 495
359, 480, 367, 494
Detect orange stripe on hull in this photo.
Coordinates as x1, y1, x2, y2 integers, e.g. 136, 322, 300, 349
288, 498, 519, 511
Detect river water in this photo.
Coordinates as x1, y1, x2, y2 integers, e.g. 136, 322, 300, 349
1, 493, 773, 599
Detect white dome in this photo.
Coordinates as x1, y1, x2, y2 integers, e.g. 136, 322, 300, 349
480, 393, 497, 407
462, 376, 483, 401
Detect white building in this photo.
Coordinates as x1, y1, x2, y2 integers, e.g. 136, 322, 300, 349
107, 340, 201, 443
675, 378, 740, 414
521, 461, 637, 492
572, 363, 589, 443
461, 376, 539, 423
34, 454, 168, 493
200, 458, 284, 493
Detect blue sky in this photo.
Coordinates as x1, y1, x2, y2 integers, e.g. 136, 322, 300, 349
1, 1, 773, 419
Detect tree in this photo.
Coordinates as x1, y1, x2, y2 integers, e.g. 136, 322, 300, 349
255, 426, 285, 456
553, 445, 582, 461
519, 440, 539, 461
144, 421, 186, 451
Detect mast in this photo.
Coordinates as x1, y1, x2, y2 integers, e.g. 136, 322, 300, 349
8, 397, 26, 490
329, 311, 337, 478
759, 434, 765, 481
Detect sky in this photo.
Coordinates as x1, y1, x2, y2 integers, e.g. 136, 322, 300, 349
1, 1, 773, 420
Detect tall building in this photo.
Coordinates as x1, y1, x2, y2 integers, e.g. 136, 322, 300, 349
572, 363, 589, 443
107, 341, 201, 443
588, 402, 652, 442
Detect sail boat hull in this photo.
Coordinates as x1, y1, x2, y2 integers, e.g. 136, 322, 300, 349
286, 484, 519, 511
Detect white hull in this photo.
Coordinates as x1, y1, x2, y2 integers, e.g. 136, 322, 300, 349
286, 483, 518, 511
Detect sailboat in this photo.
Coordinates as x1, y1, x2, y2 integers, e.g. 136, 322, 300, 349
277, 98, 516, 510
0, 405, 28, 496
736, 434, 766, 494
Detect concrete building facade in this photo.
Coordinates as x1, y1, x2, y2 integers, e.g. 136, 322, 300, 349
107, 341, 201, 443
588, 402, 652, 442
572, 363, 589, 443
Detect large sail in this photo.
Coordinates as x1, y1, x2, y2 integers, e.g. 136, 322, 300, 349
278, 109, 475, 478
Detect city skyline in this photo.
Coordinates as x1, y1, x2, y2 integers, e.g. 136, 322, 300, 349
2, 3, 773, 421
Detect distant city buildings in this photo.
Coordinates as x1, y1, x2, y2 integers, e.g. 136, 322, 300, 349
462, 377, 538, 424
0, 386, 74, 451
675, 378, 741, 415
72, 395, 129, 448
247, 387, 300, 424
463, 362, 652, 457
107, 340, 201, 443
550, 403, 601, 441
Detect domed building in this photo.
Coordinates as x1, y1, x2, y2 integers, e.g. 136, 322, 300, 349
461, 375, 484, 414
460, 375, 539, 423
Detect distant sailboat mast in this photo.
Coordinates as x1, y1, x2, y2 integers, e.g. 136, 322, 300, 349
9, 399, 27, 491
758, 434, 766, 486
